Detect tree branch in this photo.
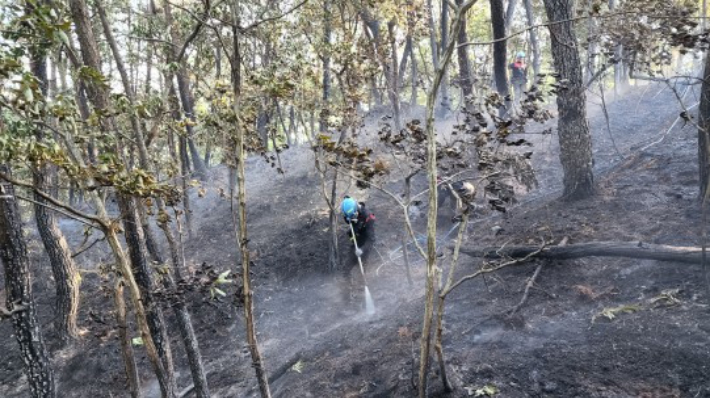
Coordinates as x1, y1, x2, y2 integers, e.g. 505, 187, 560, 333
0, 172, 106, 227
445, 244, 545, 296
0, 300, 28, 320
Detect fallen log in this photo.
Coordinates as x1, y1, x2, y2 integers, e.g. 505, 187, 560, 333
461, 241, 705, 264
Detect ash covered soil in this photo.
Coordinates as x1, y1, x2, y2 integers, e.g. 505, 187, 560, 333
2, 82, 710, 398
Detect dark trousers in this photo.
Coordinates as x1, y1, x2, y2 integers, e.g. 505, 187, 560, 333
339, 233, 375, 303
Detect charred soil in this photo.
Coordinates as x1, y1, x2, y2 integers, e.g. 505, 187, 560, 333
1, 82, 709, 397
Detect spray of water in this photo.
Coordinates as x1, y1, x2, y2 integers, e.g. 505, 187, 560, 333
364, 286, 376, 315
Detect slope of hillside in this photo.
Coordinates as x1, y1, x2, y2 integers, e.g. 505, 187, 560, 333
1, 82, 707, 398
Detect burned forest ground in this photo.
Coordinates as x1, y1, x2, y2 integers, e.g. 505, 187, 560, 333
2, 81, 710, 398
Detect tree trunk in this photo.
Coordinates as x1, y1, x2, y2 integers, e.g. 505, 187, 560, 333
490, 0, 510, 115
157, 208, 211, 398
29, 25, 80, 344
104, 10, 209, 388
523, 0, 541, 78
407, 0, 418, 106
438, 0, 450, 117
387, 21, 403, 132
164, 3, 208, 179
68, 0, 171, 392
229, 3, 272, 396
455, 0, 474, 109
504, 0, 518, 33
585, 0, 597, 84
179, 134, 194, 238
462, 241, 710, 264
699, 48, 710, 199
95, 0, 163, 264
0, 165, 56, 398
117, 195, 177, 396
398, 34, 412, 90
321, 0, 332, 133
427, 0, 440, 84
114, 279, 140, 398
543, 0, 595, 200
419, 3, 476, 397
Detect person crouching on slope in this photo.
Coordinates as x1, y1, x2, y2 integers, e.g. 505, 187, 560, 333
340, 196, 376, 304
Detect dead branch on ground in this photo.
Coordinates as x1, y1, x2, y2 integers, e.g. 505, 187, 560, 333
462, 240, 707, 264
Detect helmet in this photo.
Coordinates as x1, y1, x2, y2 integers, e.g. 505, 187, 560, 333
341, 197, 358, 221
516, 51, 526, 58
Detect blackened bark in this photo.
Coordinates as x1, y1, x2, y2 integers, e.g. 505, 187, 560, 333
543, 0, 595, 200
438, 0, 450, 116
29, 32, 81, 344
179, 135, 194, 238
0, 165, 56, 398
456, 0, 474, 107
33, 165, 81, 343
698, 49, 710, 199
157, 211, 211, 398
139, 203, 164, 264
490, 0, 510, 115
117, 195, 177, 397
114, 279, 140, 398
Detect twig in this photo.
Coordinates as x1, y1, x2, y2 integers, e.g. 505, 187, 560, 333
597, 78, 623, 159
444, 243, 545, 296
0, 300, 28, 320
72, 237, 106, 258
15, 193, 99, 228
507, 262, 543, 316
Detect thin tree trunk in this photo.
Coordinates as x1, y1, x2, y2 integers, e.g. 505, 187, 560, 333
0, 165, 56, 398
585, 0, 597, 84
157, 208, 211, 398
698, 48, 710, 199
179, 135, 194, 238
29, 26, 80, 344
164, 3, 208, 179
230, 2, 272, 395
398, 36, 413, 90
490, 0, 510, 116
117, 195, 177, 397
543, 0, 595, 200
455, 0, 474, 109
427, 0, 440, 77
114, 279, 140, 398
419, 3, 476, 396
435, 206, 470, 393
321, 0, 332, 133
68, 0, 171, 391
387, 20, 403, 131
523, 0, 541, 78
504, 0, 518, 33
438, 0, 450, 117
402, 173, 416, 286
407, 0, 418, 106
96, 0, 163, 264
